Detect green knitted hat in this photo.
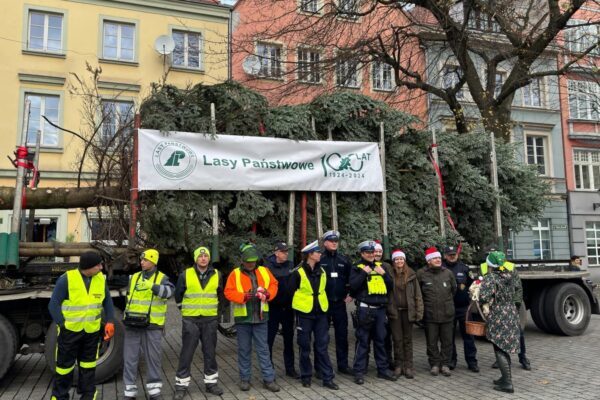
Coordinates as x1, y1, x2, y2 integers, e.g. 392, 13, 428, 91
240, 243, 259, 262
486, 251, 506, 268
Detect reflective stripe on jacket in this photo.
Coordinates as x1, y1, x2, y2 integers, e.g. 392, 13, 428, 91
62, 269, 105, 333
181, 267, 219, 317
292, 266, 328, 313
125, 270, 168, 325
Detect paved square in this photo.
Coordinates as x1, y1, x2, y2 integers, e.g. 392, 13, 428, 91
2, 302, 599, 400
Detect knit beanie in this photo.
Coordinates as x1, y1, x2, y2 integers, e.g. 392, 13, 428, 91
240, 243, 259, 262
80, 251, 102, 270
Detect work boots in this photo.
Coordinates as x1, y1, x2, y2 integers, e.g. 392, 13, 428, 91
206, 383, 224, 396
493, 350, 514, 394
172, 389, 186, 400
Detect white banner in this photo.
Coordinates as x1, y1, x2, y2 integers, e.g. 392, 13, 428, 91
138, 129, 384, 192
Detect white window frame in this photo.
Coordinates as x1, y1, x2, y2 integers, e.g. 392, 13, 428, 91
371, 61, 394, 91
100, 100, 135, 147
256, 42, 283, 79
565, 19, 600, 56
336, 58, 361, 88
299, 0, 320, 13
573, 149, 600, 191
467, 10, 501, 32
586, 221, 600, 266
568, 80, 600, 120
525, 134, 549, 176
493, 71, 506, 98
101, 20, 136, 62
338, 0, 359, 19
441, 64, 466, 99
521, 77, 544, 107
27, 10, 64, 53
532, 219, 552, 260
24, 92, 61, 147
297, 47, 321, 84
172, 30, 203, 70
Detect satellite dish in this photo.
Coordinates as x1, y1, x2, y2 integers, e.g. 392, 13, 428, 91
242, 55, 262, 75
154, 35, 175, 55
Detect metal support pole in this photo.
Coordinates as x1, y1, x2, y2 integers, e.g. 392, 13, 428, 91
327, 126, 338, 231
431, 129, 446, 238
11, 100, 31, 234
26, 130, 42, 242
129, 114, 141, 245
379, 122, 390, 259
287, 192, 295, 265
301, 192, 307, 248
210, 103, 220, 262
490, 131, 504, 251
312, 117, 323, 238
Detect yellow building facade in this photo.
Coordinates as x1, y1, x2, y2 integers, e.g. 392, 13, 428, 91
0, 0, 230, 243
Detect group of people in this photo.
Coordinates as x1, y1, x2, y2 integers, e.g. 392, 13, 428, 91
48, 230, 531, 400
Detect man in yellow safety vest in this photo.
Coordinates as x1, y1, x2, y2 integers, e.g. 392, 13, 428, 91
173, 246, 224, 399
48, 251, 116, 400
122, 249, 174, 400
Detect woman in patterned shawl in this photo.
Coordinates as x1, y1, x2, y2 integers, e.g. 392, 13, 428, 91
479, 251, 521, 394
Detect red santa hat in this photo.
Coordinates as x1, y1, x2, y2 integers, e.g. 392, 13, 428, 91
425, 247, 441, 262
391, 249, 406, 260
374, 240, 383, 251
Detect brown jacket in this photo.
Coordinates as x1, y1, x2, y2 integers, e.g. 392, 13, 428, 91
387, 266, 424, 322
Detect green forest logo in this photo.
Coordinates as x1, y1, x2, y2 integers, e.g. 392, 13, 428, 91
153, 141, 198, 180
321, 152, 371, 178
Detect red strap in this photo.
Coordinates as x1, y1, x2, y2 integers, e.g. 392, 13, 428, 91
428, 145, 463, 255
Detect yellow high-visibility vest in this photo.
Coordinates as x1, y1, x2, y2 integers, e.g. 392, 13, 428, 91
232, 266, 270, 317
125, 270, 168, 325
480, 261, 515, 275
181, 267, 219, 317
292, 266, 328, 313
61, 269, 105, 333
357, 262, 387, 295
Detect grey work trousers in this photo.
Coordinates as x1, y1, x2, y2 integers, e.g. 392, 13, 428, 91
123, 327, 164, 398
175, 317, 219, 389
424, 321, 454, 368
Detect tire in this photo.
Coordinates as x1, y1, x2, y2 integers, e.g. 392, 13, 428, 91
0, 313, 19, 380
543, 283, 591, 336
530, 286, 553, 333
45, 309, 125, 383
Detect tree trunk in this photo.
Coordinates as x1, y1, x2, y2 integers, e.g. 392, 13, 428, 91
0, 186, 124, 210
481, 103, 513, 142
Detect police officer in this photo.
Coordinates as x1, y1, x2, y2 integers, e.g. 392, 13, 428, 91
173, 246, 224, 399
317, 230, 352, 376
349, 240, 397, 385
442, 246, 479, 373
123, 249, 174, 400
417, 247, 457, 377
288, 240, 340, 390
48, 251, 116, 400
264, 240, 298, 378
373, 241, 394, 369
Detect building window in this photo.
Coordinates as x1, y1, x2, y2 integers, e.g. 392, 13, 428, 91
526, 135, 547, 175
586, 222, 600, 266
372, 61, 393, 91
256, 43, 282, 78
522, 78, 542, 107
28, 11, 63, 52
336, 58, 360, 88
100, 100, 134, 146
297, 48, 321, 83
568, 80, 599, 120
467, 10, 501, 32
494, 72, 505, 98
338, 0, 358, 18
565, 20, 600, 56
574, 149, 600, 190
102, 21, 135, 61
532, 219, 552, 260
173, 30, 203, 69
300, 0, 319, 13
25, 93, 60, 147
442, 65, 464, 99
506, 230, 515, 259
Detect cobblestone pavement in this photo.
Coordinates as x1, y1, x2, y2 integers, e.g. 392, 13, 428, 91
2, 302, 599, 400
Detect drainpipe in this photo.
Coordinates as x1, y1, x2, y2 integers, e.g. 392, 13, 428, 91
228, 6, 233, 81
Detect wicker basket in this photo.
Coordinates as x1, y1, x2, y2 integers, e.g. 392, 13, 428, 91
465, 302, 487, 337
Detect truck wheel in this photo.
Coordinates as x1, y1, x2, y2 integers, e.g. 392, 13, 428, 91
45, 310, 125, 383
0, 314, 18, 380
544, 283, 591, 336
530, 287, 553, 333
